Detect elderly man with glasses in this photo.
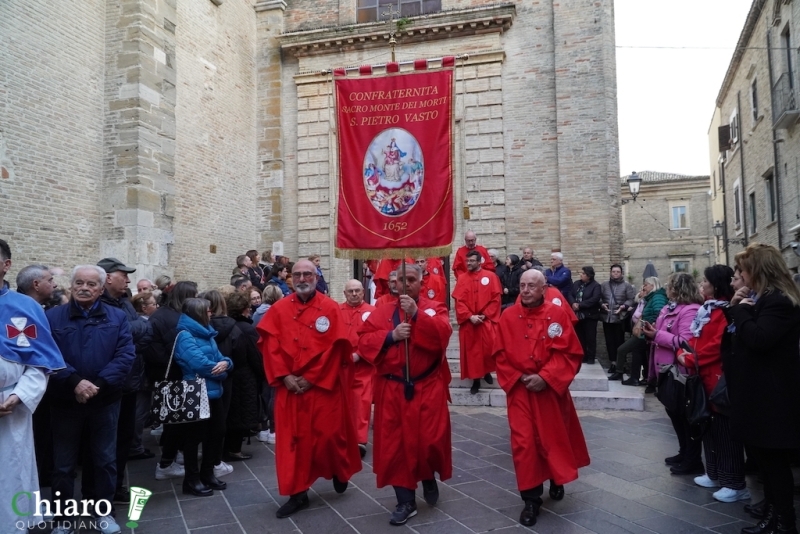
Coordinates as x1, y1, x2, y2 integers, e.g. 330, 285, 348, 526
257, 260, 361, 519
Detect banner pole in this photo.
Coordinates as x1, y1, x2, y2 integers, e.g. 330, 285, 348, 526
401, 259, 411, 395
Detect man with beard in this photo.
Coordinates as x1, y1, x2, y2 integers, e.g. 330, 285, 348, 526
375, 270, 400, 307
339, 279, 376, 458
452, 231, 495, 280
494, 269, 589, 527
358, 264, 452, 526
257, 260, 361, 518
452, 250, 501, 394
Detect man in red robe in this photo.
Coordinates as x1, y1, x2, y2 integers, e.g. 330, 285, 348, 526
375, 270, 399, 307
257, 260, 362, 519
494, 269, 589, 527
452, 230, 495, 280
416, 257, 447, 305
358, 264, 453, 526
452, 250, 501, 394
339, 279, 376, 458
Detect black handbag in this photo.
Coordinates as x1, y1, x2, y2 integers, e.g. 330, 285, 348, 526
152, 332, 211, 424
656, 363, 685, 413
709, 373, 731, 416
681, 342, 710, 427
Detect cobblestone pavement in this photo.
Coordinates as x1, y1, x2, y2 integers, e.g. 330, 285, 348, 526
107, 396, 784, 533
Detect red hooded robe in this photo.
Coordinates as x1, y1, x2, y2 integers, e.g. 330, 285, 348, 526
452, 268, 501, 379
339, 300, 377, 443
257, 292, 362, 495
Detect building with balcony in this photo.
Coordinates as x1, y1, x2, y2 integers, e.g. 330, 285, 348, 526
709, 0, 800, 271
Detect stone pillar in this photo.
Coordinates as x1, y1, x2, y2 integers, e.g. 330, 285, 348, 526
255, 0, 287, 255
103, 0, 177, 282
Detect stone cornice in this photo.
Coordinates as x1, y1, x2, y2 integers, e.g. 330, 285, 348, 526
279, 4, 515, 58
254, 0, 287, 13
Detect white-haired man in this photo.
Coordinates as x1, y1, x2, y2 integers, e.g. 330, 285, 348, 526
545, 252, 573, 301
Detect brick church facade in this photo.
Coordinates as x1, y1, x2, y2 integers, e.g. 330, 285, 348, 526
0, 0, 622, 291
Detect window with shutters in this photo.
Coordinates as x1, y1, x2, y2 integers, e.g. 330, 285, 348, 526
750, 79, 759, 123
765, 173, 776, 222
748, 191, 757, 235
733, 180, 742, 230
357, 0, 441, 23
729, 109, 740, 144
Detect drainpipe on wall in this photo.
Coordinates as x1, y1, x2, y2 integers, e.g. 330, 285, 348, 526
737, 91, 749, 248
766, 25, 784, 249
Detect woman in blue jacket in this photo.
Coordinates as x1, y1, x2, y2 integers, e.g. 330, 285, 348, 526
174, 298, 233, 496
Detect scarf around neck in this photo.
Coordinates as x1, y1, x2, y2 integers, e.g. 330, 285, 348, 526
691, 299, 728, 337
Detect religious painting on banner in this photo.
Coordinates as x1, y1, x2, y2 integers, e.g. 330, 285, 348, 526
334, 60, 455, 260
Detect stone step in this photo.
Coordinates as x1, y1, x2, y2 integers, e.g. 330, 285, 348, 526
448, 381, 644, 411
447, 362, 610, 392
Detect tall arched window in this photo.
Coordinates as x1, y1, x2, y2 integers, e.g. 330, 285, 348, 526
357, 0, 442, 24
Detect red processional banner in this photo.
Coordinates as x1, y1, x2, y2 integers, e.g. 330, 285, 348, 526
334, 63, 454, 259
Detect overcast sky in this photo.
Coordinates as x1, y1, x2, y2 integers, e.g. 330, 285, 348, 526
615, 0, 753, 177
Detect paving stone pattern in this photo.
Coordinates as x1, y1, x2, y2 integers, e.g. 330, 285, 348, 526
106, 397, 792, 533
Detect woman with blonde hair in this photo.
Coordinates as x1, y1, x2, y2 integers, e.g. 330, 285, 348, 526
725, 244, 800, 533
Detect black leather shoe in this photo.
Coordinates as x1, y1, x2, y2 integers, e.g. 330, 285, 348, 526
333, 476, 348, 494
182, 479, 213, 497
664, 454, 684, 466
358, 444, 367, 459
549, 483, 565, 501
389, 501, 417, 525
422, 479, 439, 506
608, 372, 624, 381
669, 461, 705, 475
774, 514, 799, 534
276, 492, 309, 518
484, 373, 494, 385
741, 504, 775, 534
744, 498, 768, 519
638, 379, 648, 386
200, 474, 227, 491
621, 377, 639, 386
645, 384, 656, 394
470, 380, 480, 394
582, 357, 596, 364
519, 500, 540, 527
223, 452, 252, 461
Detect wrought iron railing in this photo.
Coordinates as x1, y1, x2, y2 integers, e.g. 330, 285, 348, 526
772, 72, 799, 128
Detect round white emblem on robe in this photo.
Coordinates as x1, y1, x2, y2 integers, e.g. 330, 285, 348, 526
480, 256, 485, 263
424, 308, 436, 317
547, 323, 563, 338
552, 297, 562, 306
315, 316, 330, 333
481, 276, 490, 286
432, 267, 439, 275
361, 311, 371, 322
427, 289, 435, 298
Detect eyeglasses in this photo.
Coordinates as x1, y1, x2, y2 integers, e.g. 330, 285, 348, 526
292, 271, 315, 279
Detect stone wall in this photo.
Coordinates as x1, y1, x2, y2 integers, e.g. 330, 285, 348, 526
0, 0, 106, 275
171, 0, 258, 288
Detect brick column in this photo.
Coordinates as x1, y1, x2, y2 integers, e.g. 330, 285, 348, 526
255, 0, 287, 254
103, 0, 177, 282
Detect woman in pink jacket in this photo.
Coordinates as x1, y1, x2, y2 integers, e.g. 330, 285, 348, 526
642, 272, 703, 475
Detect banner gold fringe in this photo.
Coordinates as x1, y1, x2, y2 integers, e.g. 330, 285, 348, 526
335, 245, 453, 261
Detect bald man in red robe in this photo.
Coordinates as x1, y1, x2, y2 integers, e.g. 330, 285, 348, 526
358, 264, 453, 526
258, 260, 362, 519
515, 270, 578, 324
494, 269, 589, 527
452, 250, 501, 394
452, 231, 495, 280
416, 258, 447, 305
339, 279, 376, 457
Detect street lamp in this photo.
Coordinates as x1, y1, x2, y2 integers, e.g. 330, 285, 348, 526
621, 171, 642, 204
713, 220, 746, 247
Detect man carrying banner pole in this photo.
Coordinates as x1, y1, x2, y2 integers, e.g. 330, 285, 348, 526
358, 263, 452, 525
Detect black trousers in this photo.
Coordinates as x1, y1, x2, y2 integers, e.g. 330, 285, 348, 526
749, 446, 796, 521
616, 336, 648, 380
602, 322, 626, 365
520, 484, 543, 504
702, 413, 745, 489
575, 319, 598, 362
183, 397, 226, 479
82, 391, 137, 496
665, 407, 702, 465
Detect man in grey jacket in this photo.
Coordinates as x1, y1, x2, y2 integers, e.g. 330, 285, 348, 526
600, 264, 635, 380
